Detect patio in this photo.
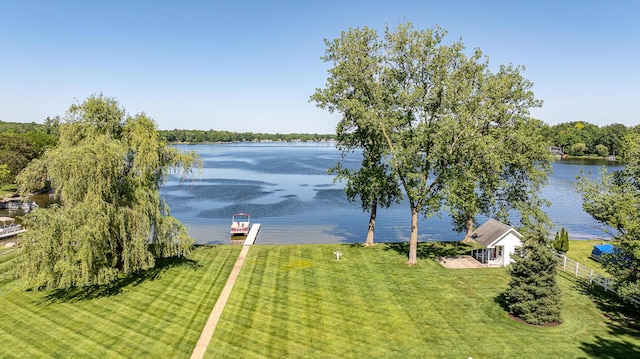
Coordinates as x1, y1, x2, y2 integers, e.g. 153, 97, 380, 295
438, 255, 487, 269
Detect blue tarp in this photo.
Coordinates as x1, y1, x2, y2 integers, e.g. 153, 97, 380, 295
591, 244, 615, 259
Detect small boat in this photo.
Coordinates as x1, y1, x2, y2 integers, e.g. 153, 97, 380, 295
0, 217, 26, 239
230, 213, 250, 235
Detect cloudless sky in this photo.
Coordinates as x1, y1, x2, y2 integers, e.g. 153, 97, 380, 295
1, 1, 638, 133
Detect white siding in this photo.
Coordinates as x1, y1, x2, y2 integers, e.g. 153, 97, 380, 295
496, 232, 522, 265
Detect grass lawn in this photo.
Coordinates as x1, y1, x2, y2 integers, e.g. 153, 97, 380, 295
0, 242, 638, 358
565, 239, 609, 272
209, 243, 640, 358
0, 183, 17, 199
0, 245, 241, 358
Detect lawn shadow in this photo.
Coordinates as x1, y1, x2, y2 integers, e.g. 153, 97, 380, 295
383, 241, 473, 260
556, 271, 640, 357
38, 256, 200, 304
494, 291, 510, 313
579, 331, 640, 358
563, 271, 640, 330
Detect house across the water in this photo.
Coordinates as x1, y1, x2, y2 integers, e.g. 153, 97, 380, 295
470, 219, 523, 267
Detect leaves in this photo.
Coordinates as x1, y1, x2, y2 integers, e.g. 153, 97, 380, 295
504, 227, 563, 325
576, 132, 640, 303
16, 94, 201, 289
313, 22, 548, 262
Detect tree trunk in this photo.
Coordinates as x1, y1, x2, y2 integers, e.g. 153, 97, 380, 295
462, 216, 474, 243
408, 207, 419, 265
365, 200, 377, 246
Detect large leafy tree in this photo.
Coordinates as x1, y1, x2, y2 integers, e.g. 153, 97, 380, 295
311, 27, 401, 246
0, 131, 57, 184
16, 94, 201, 289
314, 23, 548, 264
441, 64, 551, 242
503, 227, 563, 325
576, 131, 640, 303
599, 123, 628, 156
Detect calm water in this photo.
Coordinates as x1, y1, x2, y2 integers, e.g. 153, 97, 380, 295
1, 143, 619, 245
159, 143, 622, 245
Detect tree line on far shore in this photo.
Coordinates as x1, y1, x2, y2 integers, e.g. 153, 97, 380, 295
157, 129, 335, 143
543, 121, 634, 157
1, 119, 637, 186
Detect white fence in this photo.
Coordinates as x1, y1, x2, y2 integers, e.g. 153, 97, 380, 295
553, 252, 639, 305
554, 252, 614, 291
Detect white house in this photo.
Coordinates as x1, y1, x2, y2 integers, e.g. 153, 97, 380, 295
469, 219, 523, 267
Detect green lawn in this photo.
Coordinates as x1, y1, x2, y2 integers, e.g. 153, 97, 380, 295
209, 243, 640, 358
565, 239, 609, 272
0, 245, 241, 358
1, 183, 17, 199
0, 243, 638, 358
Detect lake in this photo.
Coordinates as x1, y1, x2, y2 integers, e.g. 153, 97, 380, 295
160, 143, 622, 245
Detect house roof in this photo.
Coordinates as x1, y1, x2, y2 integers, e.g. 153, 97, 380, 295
470, 219, 522, 248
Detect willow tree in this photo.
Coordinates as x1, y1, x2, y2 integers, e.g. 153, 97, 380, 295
311, 27, 401, 246
16, 95, 201, 289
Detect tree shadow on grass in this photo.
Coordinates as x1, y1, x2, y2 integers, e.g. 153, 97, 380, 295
580, 331, 640, 358
564, 271, 640, 330
555, 271, 640, 357
383, 241, 473, 260
37, 256, 200, 304
572, 282, 640, 359
494, 291, 510, 313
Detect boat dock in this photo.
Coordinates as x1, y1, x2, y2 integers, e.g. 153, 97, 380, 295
0, 198, 38, 211
244, 223, 261, 245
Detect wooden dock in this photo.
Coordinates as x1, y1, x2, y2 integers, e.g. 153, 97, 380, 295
244, 223, 261, 245
230, 223, 261, 245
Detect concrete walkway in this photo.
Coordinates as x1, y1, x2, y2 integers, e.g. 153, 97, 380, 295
190, 224, 260, 359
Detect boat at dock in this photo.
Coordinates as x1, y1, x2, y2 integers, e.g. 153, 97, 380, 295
0, 217, 26, 239
230, 213, 250, 235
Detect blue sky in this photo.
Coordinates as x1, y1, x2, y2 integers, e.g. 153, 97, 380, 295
1, 1, 638, 133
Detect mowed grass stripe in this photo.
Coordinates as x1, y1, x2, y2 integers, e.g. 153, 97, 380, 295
0, 245, 241, 358
0, 301, 68, 357
1, 243, 638, 358
207, 243, 640, 358
30, 303, 132, 356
